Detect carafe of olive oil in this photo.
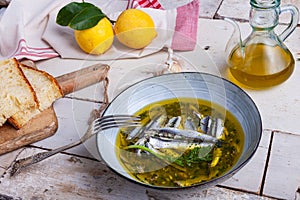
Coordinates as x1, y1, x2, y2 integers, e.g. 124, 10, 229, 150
226, 0, 299, 89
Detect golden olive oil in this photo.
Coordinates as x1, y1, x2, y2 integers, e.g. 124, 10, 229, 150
116, 98, 244, 187
228, 44, 294, 89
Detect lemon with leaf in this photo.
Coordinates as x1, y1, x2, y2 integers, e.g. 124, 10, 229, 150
56, 2, 114, 55
114, 9, 157, 49
74, 18, 113, 55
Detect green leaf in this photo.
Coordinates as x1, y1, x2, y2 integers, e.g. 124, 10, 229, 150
56, 2, 94, 26
56, 2, 106, 30
69, 6, 106, 30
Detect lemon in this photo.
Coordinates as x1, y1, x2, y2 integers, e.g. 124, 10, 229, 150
74, 17, 114, 55
114, 9, 157, 49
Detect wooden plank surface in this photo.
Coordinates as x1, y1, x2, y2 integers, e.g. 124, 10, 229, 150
0, 168, 5, 178
199, 0, 223, 18
217, 0, 300, 24
0, 148, 274, 200
34, 98, 102, 159
296, 188, 300, 200
0, 149, 21, 169
263, 131, 300, 200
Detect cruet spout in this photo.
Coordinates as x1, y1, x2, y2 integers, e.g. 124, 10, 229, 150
224, 18, 244, 59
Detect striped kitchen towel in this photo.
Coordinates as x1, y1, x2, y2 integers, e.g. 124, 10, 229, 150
128, 0, 163, 10
0, 0, 61, 61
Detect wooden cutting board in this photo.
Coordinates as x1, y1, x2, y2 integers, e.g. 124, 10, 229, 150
0, 63, 110, 155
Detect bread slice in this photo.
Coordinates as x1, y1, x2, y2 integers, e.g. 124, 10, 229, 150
0, 58, 38, 126
20, 64, 63, 110
8, 64, 63, 129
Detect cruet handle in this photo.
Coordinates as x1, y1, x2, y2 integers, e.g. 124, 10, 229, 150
224, 18, 244, 60
278, 5, 299, 41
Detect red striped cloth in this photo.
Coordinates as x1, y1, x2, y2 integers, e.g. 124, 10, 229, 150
128, 0, 163, 9
0, 0, 62, 61
13, 39, 59, 61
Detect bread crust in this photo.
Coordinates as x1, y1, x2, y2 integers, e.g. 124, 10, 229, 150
15, 60, 40, 108
20, 64, 63, 98
1, 59, 63, 129
0, 58, 39, 127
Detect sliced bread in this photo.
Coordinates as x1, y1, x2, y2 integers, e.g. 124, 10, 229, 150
20, 64, 63, 110
8, 64, 63, 129
0, 58, 38, 126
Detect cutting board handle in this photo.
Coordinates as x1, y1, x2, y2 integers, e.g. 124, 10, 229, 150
56, 63, 110, 95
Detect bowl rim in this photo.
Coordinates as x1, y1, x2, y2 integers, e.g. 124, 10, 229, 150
96, 71, 263, 189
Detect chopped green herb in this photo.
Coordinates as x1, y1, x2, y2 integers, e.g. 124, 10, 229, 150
175, 147, 213, 167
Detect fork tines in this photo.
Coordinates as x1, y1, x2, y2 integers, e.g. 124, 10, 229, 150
94, 115, 141, 132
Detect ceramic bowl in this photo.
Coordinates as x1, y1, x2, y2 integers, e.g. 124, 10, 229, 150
96, 72, 262, 189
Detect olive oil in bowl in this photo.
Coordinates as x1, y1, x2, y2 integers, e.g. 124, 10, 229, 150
116, 98, 244, 188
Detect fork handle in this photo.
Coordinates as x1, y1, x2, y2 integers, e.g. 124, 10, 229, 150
10, 139, 83, 176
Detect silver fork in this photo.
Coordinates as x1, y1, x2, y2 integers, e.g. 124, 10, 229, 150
10, 115, 141, 176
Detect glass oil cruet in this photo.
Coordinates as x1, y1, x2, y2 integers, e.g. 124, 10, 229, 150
225, 0, 299, 89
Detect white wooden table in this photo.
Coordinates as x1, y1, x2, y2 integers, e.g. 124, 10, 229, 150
1, 0, 300, 199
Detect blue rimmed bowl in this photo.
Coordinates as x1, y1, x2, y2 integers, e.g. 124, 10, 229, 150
96, 72, 262, 189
